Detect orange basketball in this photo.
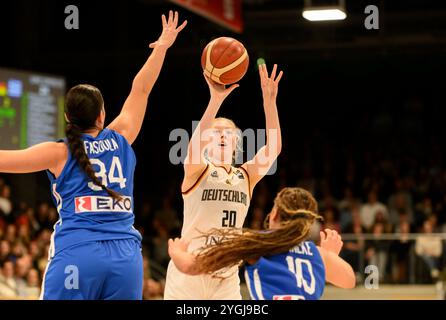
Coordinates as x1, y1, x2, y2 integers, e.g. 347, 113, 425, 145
201, 37, 249, 85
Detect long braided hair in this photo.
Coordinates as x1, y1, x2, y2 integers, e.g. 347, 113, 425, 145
65, 84, 122, 200
193, 187, 322, 275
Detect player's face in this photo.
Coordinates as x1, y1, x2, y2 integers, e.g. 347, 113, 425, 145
208, 120, 237, 164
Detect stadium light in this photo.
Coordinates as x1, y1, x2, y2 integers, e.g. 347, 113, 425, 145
302, 0, 347, 21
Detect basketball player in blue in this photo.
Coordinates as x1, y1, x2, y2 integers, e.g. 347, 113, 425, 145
0, 11, 187, 299
168, 187, 356, 300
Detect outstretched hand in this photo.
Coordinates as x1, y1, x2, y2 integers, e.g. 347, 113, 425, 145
149, 10, 187, 49
320, 229, 343, 255
259, 63, 283, 104
203, 72, 239, 102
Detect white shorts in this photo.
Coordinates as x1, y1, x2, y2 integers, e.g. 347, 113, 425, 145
164, 260, 242, 300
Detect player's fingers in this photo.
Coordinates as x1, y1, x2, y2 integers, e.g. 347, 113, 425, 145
259, 65, 266, 82
262, 63, 268, 78
261, 64, 269, 83
227, 84, 239, 93
275, 70, 283, 83
168, 10, 173, 24
149, 42, 157, 48
320, 230, 326, 241
173, 11, 178, 26
162, 14, 167, 28
325, 229, 334, 240
176, 20, 187, 32
270, 64, 277, 80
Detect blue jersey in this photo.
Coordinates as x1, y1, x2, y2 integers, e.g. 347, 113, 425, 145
46, 128, 142, 258
244, 241, 325, 300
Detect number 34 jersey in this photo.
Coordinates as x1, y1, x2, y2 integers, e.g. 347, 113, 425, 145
181, 162, 251, 253
46, 128, 142, 258
245, 241, 326, 300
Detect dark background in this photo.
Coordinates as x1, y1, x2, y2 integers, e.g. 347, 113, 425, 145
2, 0, 446, 296
1, 0, 446, 228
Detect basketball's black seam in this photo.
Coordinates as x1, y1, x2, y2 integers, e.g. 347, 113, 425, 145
211, 39, 236, 81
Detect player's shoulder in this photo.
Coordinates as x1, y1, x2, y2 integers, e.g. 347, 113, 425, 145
104, 128, 132, 146
46, 140, 69, 157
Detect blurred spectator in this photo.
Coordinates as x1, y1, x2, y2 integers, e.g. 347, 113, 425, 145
365, 222, 390, 281
143, 278, 164, 300
390, 220, 412, 283
18, 269, 40, 299
388, 181, 414, 226
339, 187, 361, 231
0, 240, 11, 263
0, 260, 17, 298
4, 224, 17, 243
151, 218, 171, 268
37, 244, 49, 277
321, 208, 341, 233
341, 208, 366, 275
373, 211, 393, 233
414, 196, 433, 229
36, 202, 52, 230
415, 218, 443, 281
360, 190, 389, 231
154, 196, 180, 235
0, 185, 12, 218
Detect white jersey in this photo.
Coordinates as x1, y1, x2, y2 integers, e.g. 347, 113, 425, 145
164, 162, 251, 300
181, 162, 251, 253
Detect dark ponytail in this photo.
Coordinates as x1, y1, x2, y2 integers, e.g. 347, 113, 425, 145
65, 84, 122, 201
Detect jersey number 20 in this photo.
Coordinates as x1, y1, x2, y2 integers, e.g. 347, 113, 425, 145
286, 256, 316, 295
88, 156, 127, 191
222, 210, 237, 227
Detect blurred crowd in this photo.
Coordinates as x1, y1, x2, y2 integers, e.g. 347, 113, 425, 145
2, 127, 446, 299
0, 177, 169, 300
2, 164, 446, 299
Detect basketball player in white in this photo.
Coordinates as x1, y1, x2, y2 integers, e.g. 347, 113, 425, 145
164, 63, 283, 299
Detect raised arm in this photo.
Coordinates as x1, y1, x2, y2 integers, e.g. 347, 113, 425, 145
108, 10, 187, 144
182, 75, 238, 192
241, 64, 283, 194
0, 142, 67, 176
317, 229, 356, 289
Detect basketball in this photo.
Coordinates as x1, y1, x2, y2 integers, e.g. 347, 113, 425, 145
201, 37, 249, 85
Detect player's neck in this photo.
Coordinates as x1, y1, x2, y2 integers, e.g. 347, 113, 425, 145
83, 128, 101, 138
211, 161, 232, 173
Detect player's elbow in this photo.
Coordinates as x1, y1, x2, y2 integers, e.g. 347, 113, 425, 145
343, 274, 356, 289
339, 267, 356, 289
131, 77, 151, 95
326, 263, 356, 289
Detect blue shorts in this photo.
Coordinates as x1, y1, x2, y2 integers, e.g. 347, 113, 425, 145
41, 239, 143, 300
